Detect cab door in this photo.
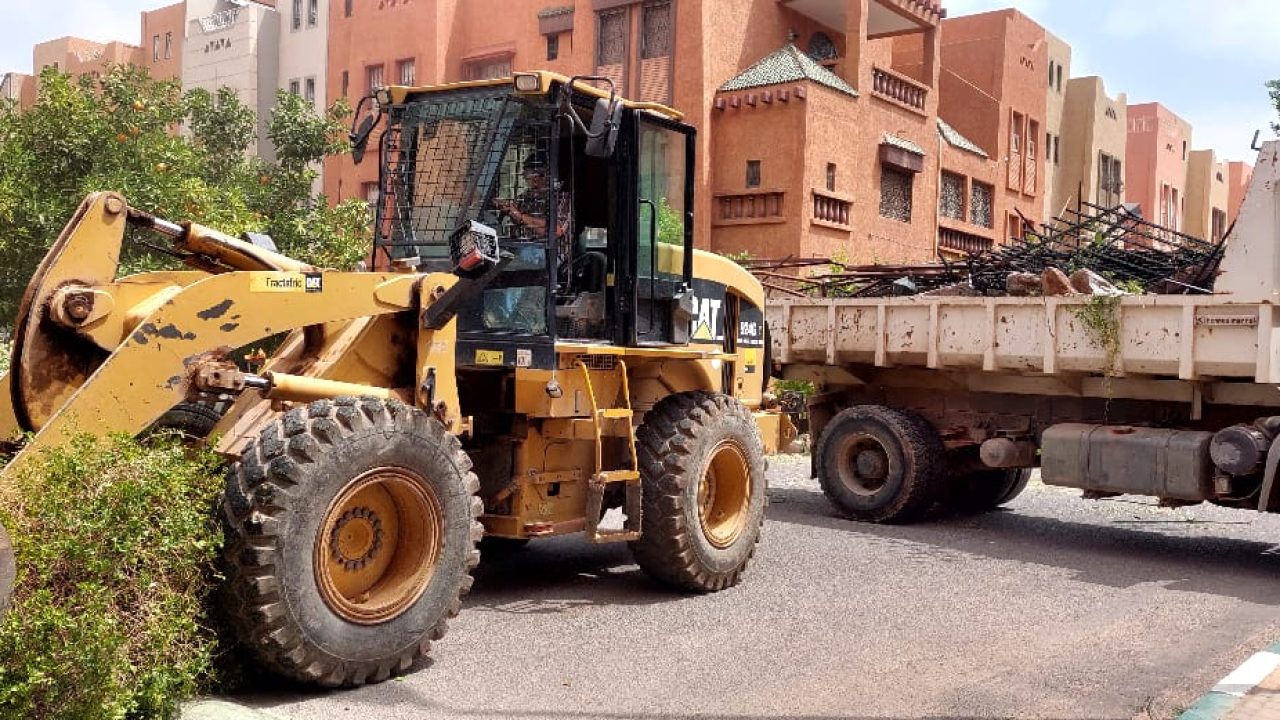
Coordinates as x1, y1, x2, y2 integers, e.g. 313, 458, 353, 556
631, 114, 695, 345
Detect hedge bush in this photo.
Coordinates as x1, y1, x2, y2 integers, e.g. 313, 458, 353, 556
0, 433, 226, 719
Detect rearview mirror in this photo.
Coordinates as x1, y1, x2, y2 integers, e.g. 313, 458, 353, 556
350, 115, 376, 165
585, 97, 622, 159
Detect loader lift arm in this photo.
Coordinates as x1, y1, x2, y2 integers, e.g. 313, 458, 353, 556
0, 192, 463, 615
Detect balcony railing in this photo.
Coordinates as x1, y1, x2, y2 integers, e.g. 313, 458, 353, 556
871, 66, 927, 113
812, 190, 852, 228
938, 227, 994, 255
715, 190, 785, 225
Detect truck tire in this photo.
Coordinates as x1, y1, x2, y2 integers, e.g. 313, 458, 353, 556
630, 391, 766, 593
222, 396, 482, 687
815, 405, 944, 524
147, 400, 226, 441
944, 468, 1032, 513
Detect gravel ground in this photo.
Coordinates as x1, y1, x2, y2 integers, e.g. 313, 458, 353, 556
239, 456, 1280, 720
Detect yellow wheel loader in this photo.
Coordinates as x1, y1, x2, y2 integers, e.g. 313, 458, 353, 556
0, 72, 791, 687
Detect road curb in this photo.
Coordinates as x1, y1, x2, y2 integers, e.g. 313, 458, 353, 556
1180, 642, 1280, 719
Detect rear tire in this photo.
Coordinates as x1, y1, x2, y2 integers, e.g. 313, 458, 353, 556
630, 391, 766, 593
943, 468, 1032, 513
222, 396, 482, 687
815, 405, 944, 524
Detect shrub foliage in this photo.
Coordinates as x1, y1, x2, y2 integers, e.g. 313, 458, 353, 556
0, 435, 226, 719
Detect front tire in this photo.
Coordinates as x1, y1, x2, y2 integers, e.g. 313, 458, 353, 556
815, 405, 944, 524
630, 391, 767, 593
222, 396, 482, 687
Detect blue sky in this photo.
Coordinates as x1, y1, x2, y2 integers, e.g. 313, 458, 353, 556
2, 0, 1274, 162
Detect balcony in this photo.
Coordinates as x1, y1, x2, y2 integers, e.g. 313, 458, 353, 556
714, 190, 786, 226
938, 227, 994, 255
871, 66, 927, 113
777, 0, 943, 39
812, 189, 853, 229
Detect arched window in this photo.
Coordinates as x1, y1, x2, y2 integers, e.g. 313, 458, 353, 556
807, 32, 838, 62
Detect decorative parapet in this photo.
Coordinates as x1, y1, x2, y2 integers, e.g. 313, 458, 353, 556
871, 66, 927, 114
812, 189, 853, 230
938, 226, 994, 255
714, 190, 786, 226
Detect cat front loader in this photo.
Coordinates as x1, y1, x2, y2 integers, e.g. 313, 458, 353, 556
0, 71, 792, 687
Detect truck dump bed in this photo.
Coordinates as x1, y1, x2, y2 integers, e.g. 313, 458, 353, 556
768, 142, 1280, 388
768, 294, 1271, 382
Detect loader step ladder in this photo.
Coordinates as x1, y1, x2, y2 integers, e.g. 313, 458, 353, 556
576, 358, 642, 543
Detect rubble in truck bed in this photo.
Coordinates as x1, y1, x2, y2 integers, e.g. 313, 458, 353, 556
746, 202, 1228, 299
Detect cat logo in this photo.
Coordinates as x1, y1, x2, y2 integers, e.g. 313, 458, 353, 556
690, 296, 722, 341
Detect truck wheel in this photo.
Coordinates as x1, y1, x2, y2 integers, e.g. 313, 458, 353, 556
147, 400, 226, 441
630, 391, 766, 593
222, 396, 482, 687
944, 468, 1032, 513
815, 405, 944, 524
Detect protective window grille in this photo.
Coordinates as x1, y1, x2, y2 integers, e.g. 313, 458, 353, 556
308, 0, 318, 27
641, 1, 672, 59
304, 78, 316, 105
1212, 208, 1227, 242
597, 9, 627, 65
164, 32, 172, 59
970, 181, 993, 228
826, 163, 836, 192
288, 79, 300, 95
940, 171, 965, 220
398, 59, 416, 86
746, 160, 761, 188
377, 89, 555, 258
367, 64, 384, 93
547, 33, 559, 61
1097, 152, 1122, 207
292, 0, 302, 29
879, 166, 913, 222
464, 57, 512, 81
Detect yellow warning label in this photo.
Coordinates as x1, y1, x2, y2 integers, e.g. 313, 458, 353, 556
250, 272, 323, 293
743, 348, 758, 366
475, 349, 504, 366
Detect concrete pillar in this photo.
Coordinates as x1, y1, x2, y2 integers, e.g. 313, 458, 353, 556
843, 0, 869, 93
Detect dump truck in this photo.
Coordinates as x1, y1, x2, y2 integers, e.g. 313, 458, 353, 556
769, 141, 1280, 526
0, 72, 791, 687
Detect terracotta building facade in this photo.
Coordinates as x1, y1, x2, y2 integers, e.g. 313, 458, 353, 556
325, 0, 968, 265
1125, 102, 1191, 232
924, 9, 1050, 245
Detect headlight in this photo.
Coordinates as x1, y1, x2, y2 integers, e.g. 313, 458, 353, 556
513, 73, 542, 93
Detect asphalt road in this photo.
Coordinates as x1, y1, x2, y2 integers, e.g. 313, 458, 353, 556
239, 456, 1280, 720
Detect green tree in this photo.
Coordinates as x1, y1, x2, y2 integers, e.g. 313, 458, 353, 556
0, 65, 370, 327
1270, 79, 1280, 134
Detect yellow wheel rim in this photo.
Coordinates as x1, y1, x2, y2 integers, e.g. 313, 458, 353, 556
697, 441, 752, 549
315, 467, 442, 625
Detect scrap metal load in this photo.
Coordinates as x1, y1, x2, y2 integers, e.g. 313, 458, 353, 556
748, 200, 1227, 299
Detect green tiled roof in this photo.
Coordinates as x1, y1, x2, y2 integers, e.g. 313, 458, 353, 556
882, 134, 925, 156
537, 5, 573, 18
718, 44, 858, 98
937, 118, 988, 158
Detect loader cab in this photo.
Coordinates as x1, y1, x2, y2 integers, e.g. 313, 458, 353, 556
369, 74, 696, 369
